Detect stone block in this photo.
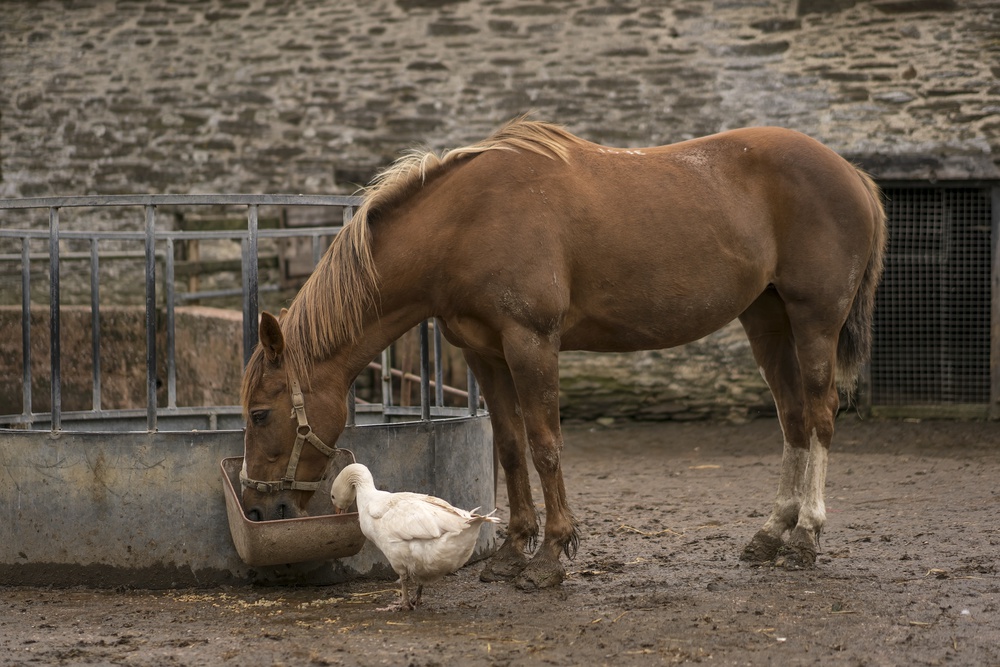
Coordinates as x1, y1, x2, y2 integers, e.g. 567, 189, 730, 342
873, 0, 958, 12
798, 0, 857, 14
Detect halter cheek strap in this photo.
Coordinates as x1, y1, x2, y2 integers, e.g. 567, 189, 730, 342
240, 378, 340, 494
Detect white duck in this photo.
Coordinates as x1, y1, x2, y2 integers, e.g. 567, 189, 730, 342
331, 463, 500, 611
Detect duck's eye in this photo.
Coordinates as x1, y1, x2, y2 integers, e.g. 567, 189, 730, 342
250, 410, 270, 426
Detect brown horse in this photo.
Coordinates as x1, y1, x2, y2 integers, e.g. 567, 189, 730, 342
240, 118, 887, 590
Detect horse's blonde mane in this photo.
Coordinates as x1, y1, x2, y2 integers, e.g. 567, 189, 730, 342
241, 118, 580, 408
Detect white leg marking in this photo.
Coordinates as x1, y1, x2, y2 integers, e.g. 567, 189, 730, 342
761, 436, 807, 538
797, 429, 828, 534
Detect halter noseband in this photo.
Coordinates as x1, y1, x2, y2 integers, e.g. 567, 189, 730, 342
240, 378, 339, 494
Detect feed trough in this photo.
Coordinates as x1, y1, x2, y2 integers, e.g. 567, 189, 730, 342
221, 454, 366, 567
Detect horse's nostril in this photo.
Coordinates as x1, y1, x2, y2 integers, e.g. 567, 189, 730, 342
246, 508, 263, 522
276, 504, 288, 520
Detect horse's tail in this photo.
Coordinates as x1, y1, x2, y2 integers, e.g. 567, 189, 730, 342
837, 169, 888, 394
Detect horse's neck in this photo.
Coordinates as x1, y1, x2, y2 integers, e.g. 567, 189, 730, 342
323, 300, 431, 390
327, 211, 435, 385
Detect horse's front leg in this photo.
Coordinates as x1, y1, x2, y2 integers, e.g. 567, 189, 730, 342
501, 334, 577, 590
464, 352, 539, 582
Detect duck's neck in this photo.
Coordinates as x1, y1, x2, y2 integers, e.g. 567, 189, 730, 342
352, 476, 382, 502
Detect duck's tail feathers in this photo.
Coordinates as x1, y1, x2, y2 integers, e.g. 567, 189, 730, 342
468, 507, 502, 524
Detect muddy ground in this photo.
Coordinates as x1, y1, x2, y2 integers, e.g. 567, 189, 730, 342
2, 416, 998, 666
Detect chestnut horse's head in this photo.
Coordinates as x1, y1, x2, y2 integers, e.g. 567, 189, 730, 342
240, 311, 346, 521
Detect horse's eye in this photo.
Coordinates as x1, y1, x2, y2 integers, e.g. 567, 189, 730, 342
250, 410, 270, 426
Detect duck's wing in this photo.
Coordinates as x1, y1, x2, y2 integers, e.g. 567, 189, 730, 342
371, 493, 473, 542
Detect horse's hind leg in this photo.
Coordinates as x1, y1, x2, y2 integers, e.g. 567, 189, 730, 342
463, 351, 538, 582
738, 289, 841, 567
738, 291, 808, 563
778, 311, 840, 568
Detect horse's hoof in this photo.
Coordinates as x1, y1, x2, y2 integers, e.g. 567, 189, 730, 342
480, 550, 529, 582
514, 559, 565, 591
774, 547, 814, 569
775, 527, 818, 568
740, 531, 783, 563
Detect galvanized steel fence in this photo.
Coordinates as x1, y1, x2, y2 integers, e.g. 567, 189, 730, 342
0, 195, 479, 431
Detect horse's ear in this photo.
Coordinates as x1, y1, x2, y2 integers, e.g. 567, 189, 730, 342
259, 311, 284, 362
278, 307, 289, 321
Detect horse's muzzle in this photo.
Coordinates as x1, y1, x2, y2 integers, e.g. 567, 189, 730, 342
242, 489, 308, 522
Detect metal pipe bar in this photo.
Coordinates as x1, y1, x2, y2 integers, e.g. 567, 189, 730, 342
358, 405, 472, 419
467, 367, 480, 416
144, 205, 157, 432
2, 404, 244, 425
0, 229, 54, 239
48, 208, 61, 431
2, 403, 469, 428
367, 362, 472, 399
242, 204, 259, 367
263, 227, 344, 239
90, 239, 101, 411
312, 233, 323, 267
419, 320, 431, 421
165, 237, 177, 409
1, 230, 338, 242
0, 250, 148, 261
176, 284, 278, 303
21, 239, 31, 421
0, 194, 364, 210
381, 348, 393, 423
433, 318, 444, 407
347, 382, 356, 428
0, 226, 344, 244
240, 239, 249, 357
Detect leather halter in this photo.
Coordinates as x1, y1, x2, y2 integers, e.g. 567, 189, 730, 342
239, 379, 339, 494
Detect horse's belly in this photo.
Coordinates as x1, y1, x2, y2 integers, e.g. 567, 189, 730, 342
560, 305, 743, 353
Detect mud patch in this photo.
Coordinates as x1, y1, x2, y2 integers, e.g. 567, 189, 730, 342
2, 416, 998, 665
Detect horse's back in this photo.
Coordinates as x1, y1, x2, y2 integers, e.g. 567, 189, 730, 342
424, 126, 882, 352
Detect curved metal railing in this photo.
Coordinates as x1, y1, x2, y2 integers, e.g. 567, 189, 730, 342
0, 195, 480, 431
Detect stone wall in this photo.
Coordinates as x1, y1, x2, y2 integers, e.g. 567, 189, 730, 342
3, 0, 997, 198
2, 0, 998, 422
0, 306, 243, 416
559, 320, 775, 423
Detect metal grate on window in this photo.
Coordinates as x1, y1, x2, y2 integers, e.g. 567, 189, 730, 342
870, 185, 993, 406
